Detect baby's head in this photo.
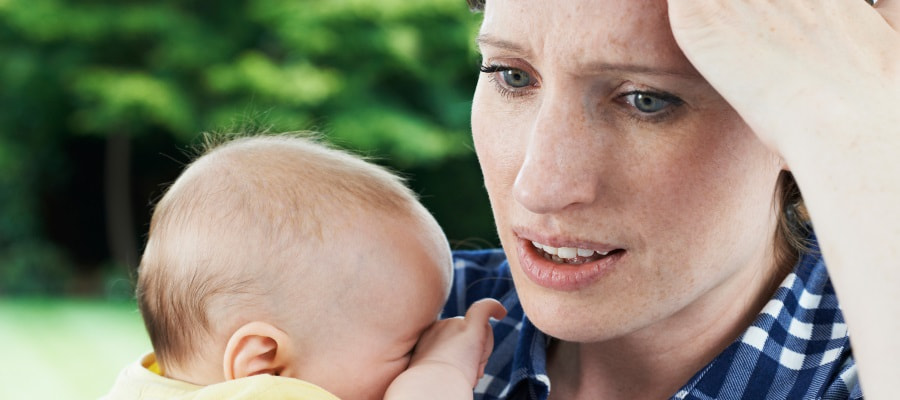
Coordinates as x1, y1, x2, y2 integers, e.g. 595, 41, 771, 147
137, 134, 453, 399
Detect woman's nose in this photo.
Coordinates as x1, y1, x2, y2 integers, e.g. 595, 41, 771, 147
512, 92, 601, 214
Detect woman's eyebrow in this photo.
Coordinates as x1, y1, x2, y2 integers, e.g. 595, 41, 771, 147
476, 33, 701, 79
476, 33, 528, 54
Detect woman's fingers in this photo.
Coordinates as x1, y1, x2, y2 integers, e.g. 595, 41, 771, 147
667, 0, 900, 154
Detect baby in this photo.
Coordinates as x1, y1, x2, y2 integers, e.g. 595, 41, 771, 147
104, 134, 505, 400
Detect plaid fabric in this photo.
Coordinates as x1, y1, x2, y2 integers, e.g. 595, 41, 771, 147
444, 240, 862, 400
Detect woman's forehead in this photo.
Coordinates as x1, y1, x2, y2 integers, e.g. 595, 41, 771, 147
479, 0, 697, 77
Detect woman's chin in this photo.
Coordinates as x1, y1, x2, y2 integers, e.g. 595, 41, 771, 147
529, 312, 624, 343
514, 288, 634, 343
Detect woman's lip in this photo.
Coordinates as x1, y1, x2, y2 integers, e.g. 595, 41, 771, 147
516, 237, 624, 291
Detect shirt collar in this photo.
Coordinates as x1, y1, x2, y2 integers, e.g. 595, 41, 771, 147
502, 236, 852, 399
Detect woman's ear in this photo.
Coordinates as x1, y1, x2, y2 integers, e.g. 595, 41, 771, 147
222, 321, 297, 380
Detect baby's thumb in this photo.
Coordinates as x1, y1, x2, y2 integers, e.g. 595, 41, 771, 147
465, 299, 506, 383
465, 298, 507, 324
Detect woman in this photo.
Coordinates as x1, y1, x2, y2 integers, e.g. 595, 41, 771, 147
444, 0, 899, 398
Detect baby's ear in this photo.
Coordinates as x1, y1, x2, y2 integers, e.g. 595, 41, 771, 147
222, 321, 296, 380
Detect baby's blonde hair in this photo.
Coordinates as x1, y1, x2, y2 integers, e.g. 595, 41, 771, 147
136, 133, 423, 371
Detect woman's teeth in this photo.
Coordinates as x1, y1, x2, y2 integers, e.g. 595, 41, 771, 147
531, 241, 611, 264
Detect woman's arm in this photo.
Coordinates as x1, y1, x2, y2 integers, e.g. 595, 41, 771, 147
667, 2, 900, 398
385, 299, 507, 400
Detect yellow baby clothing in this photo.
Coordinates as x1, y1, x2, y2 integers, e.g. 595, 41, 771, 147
102, 353, 340, 400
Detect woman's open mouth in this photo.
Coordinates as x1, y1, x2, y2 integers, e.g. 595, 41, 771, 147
530, 241, 624, 264
518, 238, 626, 291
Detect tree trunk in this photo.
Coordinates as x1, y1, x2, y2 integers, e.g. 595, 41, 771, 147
105, 132, 138, 274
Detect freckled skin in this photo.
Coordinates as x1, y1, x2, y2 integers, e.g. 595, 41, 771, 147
472, 0, 789, 396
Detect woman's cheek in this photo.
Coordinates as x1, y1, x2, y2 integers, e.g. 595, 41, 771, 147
472, 88, 524, 200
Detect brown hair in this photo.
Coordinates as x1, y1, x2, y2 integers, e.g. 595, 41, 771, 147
136, 133, 422, 370
773, 171, 812, 272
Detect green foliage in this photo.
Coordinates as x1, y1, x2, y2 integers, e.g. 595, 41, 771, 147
1, 0, 480, 146
72, 69, 195, 135
0, 241, 72, 295
0, 0, 493, 294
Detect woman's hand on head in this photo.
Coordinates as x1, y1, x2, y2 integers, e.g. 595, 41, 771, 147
668, 2, 900, 398
666, 0, 900, 158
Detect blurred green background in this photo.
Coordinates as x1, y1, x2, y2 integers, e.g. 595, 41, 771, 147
0, 0, 494, 398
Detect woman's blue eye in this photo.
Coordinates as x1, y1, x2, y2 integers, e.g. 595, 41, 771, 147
500, 68, 531, 88
626, 92, 672, 113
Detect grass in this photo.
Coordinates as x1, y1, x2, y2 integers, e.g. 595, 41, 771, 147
0, 297, 150, 400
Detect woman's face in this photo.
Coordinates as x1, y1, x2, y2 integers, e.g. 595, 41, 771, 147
472, 0, 786, 342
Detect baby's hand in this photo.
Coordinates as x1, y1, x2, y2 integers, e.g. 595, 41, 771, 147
409, 299, 507, 386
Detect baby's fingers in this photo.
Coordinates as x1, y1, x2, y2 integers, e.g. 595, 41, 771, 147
464, 299, 506, 381
464, 298, 507, 325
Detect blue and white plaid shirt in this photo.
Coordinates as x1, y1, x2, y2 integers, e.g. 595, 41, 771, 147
444, 240, 862, 399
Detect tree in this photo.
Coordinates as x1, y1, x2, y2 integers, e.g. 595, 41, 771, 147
0, 0, 494, 294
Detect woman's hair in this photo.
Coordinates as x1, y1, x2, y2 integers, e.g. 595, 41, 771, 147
464, 0, 811, 271
136, 133, 422, 371
774, 171, 812, 272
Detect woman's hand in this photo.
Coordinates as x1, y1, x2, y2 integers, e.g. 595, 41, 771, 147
667, 0, 899, 155
667, 2, 900, 398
